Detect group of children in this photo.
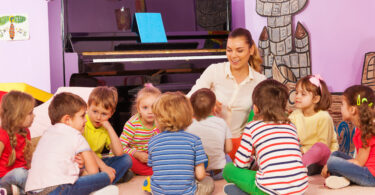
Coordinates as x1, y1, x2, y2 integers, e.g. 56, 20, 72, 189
0, 73, 374, 195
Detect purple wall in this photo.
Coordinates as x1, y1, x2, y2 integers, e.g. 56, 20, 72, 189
0, 0, 51, 92
245, 0, 375, 92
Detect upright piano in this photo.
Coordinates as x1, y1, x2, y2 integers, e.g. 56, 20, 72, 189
63, 0, 231, 132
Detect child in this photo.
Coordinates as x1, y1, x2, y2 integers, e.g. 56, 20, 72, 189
289, 74, 338, 175
148, 92, 214, 195
323, 85, 375, 189
186, 88, 232, 180
119, 84, 161, 175
25, 92, 112, 194
223, 79, 308, 195
0, 91, 34, 194
84, 86, 132, 183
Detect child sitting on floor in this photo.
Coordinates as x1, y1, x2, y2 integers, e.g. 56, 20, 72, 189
119, 84, 161, 176
84, 86, 132, 183
322, 85, 375, 189
148, 92, 214, 195
289, 74, 338, 175
0, 91, 35, 195
186, 88, 232, 180
25, 92, 112, 194
223, 79, 308, 195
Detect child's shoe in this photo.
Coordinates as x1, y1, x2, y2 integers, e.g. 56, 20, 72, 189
0, 188, 7, 195
223, 183, 248, 195
325, 176, 350, 189
117, 170, 134, 183
307, 163, 323, 176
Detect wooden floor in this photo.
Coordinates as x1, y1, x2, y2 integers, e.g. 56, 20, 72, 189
117, 175, 375, 195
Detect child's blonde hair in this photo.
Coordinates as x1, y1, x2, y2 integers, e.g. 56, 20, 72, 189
190, 88, 216, 121
0, 91, 35, 167
88, 86, 118, 114
252, 79, 290, 123
152, 92, 193, 132
296, 75, 332, 111
131, 83, 161, 115
343, 85, 375, 147
48, 92, 87, 125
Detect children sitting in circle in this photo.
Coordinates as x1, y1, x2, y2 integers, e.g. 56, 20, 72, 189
323, 85, 375, 189
289, 75, 338, 175
25, 92, 112, 194
0, 91, 35, 194
186, 88, 232, 180
148, 92, 214, 195
119, 84, 161, 176
223, 79, 308, 195
84, 86, 132, 183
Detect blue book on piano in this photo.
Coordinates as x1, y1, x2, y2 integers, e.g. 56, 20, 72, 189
132, 13, 167, 43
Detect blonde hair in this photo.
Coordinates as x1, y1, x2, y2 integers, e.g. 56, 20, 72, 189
152, 92, 193, 132
88, 86, 118, 114
228, 28, 263, 73
0, 91, 35, 167
48, 92, 87, 125
131, 83, 161, 115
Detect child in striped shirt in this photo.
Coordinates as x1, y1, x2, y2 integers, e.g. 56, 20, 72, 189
119, 84, 161, 175
148, 91, 214, 195
223, 79, 308, 195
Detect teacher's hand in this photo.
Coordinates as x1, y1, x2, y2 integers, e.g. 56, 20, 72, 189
213, 101, 222, 116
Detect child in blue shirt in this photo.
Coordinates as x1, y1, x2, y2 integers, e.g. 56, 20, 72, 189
148, 92, 214, 195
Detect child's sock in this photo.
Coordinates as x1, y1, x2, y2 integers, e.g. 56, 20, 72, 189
223, 183, 248, 195
325, 176, 350, 189
90, 185, 119, 195
307, 163, 323, 176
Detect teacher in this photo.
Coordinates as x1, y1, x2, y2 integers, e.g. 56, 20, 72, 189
187, 28, 266, 137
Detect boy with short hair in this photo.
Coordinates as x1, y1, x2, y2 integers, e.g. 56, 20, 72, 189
186, 88, 233, 180
84, 86, 132, 183
25, 92, 112, 194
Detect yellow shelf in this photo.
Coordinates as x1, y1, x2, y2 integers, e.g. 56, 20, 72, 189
0, 83, 52, 102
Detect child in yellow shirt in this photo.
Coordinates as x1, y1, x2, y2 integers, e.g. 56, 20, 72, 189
289, 75, 338, 175
84, 86, 132, 183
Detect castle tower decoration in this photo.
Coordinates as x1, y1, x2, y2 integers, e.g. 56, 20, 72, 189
362, 52, 375, 91
256, 0, 311, 81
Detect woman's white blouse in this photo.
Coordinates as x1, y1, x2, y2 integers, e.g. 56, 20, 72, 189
188, 62, 266, 137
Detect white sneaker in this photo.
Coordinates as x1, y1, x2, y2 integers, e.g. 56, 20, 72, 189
325, 176, 350, 189
90, 185, 119, 195
0, 187, 7, 195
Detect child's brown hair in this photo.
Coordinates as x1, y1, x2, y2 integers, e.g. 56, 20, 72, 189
252, 79, 290, 123
131, 83, 161, 115
190, 88, 216, 121
88, 86, 118, 114
0, 91, 35, 167
152, 92, 193, 132
343, 85, 375, 147
48, 92, 87, 125
296, 75, 332, 111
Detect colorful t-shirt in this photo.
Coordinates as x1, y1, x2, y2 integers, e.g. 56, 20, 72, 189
235, 121, 308, 195
25, 123, 91, 192
148, 131, 208, 195
119, 114, 159, 155
84, 115, 111, 158
0, 128, 30, 177
352, 128, 375, 176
